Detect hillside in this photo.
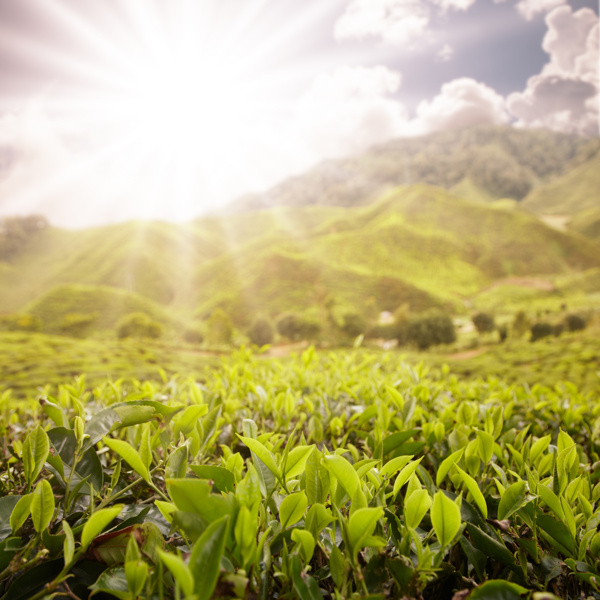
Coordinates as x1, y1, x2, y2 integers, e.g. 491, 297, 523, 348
191, 185, 600, 324
567, 207, 600, 240
522, 147, 600, 216
228, 125, 598, 212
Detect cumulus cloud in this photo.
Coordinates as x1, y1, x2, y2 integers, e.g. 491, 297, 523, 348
292, 66, 409, 160
515, 0, 566, 21
412, 78, 509, 133
334, 0, 479, 46
334, 0, 430, 46
507, 6, 598, 135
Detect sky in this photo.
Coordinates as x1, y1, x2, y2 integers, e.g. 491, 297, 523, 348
0, 0, 597, 228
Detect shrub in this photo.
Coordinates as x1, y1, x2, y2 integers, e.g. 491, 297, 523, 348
0, 313, 42, 332
339, 312, 368, 339
512, 310, 530, 338
530, 322, 553, 342
206, 308, 234, 345
497, 324, 508, 343
248, 316, 274, 346
472, 312, 495, 334
59, 312, 98, 338
367, 323, 397, 340
183, 325, 204, 344
563, 313, 587, 332
398, 311, 456, 350
276, 313, 321, 342
117, 312, 163, 339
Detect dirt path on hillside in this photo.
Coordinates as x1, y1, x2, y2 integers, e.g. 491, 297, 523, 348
445, 348, 487, 360
486, 277, 555, 292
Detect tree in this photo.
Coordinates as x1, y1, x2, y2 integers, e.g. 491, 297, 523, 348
398, 311, 456, 350
512, 311, 529, 338
248, 316, 274, 346
206, 308, 234, 345
530, 322, 553, 342
339, 312, 367, 339
472, 312, 495, 334
276, 313, 321, 342
117, 312, 163, 339
563, 313, 586, 332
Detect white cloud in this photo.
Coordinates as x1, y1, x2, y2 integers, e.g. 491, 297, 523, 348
515, 0, 566, 21
334, 0, 430, 46
436, 43, 455, 62
412, 78, 509, 133
507, 6, 599, 135
431, 0, 477, 12
291, 66, 409, 160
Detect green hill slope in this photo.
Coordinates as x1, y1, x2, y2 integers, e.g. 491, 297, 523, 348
229, 125, 597, 212
567, 207, 600, 240
24, 284, 178, 335
522, 148, 600, 216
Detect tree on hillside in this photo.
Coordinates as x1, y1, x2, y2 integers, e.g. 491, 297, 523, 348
397, 311, 456, 350
472, 312, 495, 334
206, 308, 234, 345
512, 311, 530, 338
276, 312, 321, 342
248, 316, 274, 346
117, 312, 163, 339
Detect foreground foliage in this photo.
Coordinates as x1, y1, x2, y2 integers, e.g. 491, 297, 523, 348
0, 348, 599, 599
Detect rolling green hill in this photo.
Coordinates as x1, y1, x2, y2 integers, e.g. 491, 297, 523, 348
567, 207, 600, 240
229, 125, 598, 212
522, 147, 600, 216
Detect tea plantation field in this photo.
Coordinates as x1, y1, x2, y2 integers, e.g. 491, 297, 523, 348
0, 348, 599, 599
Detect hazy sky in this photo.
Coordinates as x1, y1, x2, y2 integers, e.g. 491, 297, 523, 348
0, 0, 597, 227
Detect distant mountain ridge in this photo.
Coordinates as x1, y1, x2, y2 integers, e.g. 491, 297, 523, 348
228, 125, 600, 213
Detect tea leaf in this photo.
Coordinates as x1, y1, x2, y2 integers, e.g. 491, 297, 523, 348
81, 505, 124, 550
280, 491, 308, 529
497, 480, 528, 521
431, 491, 461, 548
103, 438, 150, 484
30, 480, 54, 533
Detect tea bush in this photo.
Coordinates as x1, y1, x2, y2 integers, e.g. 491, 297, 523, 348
0, 349, 599, 599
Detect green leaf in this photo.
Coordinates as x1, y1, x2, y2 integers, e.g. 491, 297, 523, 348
305, 448, 329, 505
380, 455, 413, 478
165, 443, 189, 480
305, 504, 333, 538
537, 513, 575, 556
22, 426, 49, 489
468, 580, 529, 600
39, 399, 68, 428
112, 405, 156, 429
436, 448, 465, 487
392, 458, 423, 498
280, 491, 308, 529
347, 507, 384, 563
173, 404, 208, 438
166, 478, 234, 523
62, 521, 75, 566
158, 550, 194, 598
382, 429, 419, 455
292, 529, 316, 563
291, 554, 323, 600
103, 438, 150, 484
0, 537, 21, 573
190, 465, 235, 493
285, 445, 315, 480
454, 465, 488, 518
10, 495, 31, 535
83, 407, 121, 450
431, 491, 461, 548
237, 435, 280, 479
322, 454, 360, 499
330, 545, 347, 589
189, 515, 229, 600
537, 484, 565, 521
81, 505, 124, 551
497, 480, 528, 521
89, 566, 130, 600
404, 489, 431, 530
477, 430, 494, 464
30, 480, 54, 533
466, 523, 519, 572
530, 435, 551, 464
0, 495, 21, 541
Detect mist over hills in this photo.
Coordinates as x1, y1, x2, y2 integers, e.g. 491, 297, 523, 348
0, 125, 599, 337
228, 125, 600, 213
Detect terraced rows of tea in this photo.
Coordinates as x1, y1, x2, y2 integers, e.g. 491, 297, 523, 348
0, 348, 598, 599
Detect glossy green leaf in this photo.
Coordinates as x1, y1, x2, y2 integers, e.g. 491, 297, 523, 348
431, 491, 461, 548
305, 503, 333, 538
497, 480, 528, 521
347, 507, 384, 562
158, 550, 194, 598
89, 566, 130, 600
323, 454, 360, 499
22, 426, 49, 489
30, 480, 54, 533
189, 515, 229, 600
392, 458, 423, 498
380, 455, 414, 478
292, 528, 316, 563
81, 505, 124, 550
454, 465, 487, 518
305, 448, 330, 505
404, 489, 431, 530
237, 435, 280, 479
468, 580, 529, 600
62, 520, 75, 566
190, 465, 235, 493
280, 491, 308, 528
103, 437, 150, 484
537, 484, 565, 521
284, 444, 315, 480
9, 495, 31, 535
436, 448, 465, 487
